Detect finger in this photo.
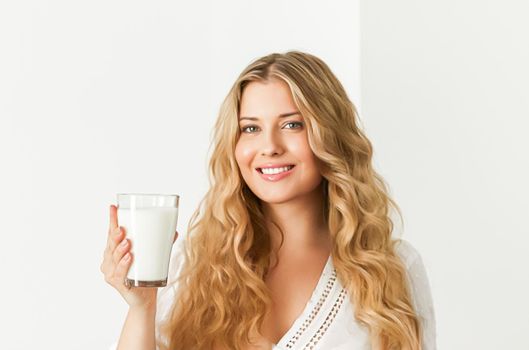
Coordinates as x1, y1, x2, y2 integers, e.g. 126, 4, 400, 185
114, 252, 133, 288
101, 230, 124, 275
113, 237, 130, 266
105, 225, 123, 261
108, 226, 124, 252
100, 257, 108, 275
108, 204, 119, 234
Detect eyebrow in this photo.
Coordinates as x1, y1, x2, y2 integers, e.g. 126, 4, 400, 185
239, 111, 300, 121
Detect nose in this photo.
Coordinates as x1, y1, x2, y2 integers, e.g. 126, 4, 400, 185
260, 129, 284, 157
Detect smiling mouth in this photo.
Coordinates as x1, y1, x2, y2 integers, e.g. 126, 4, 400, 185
256, 165, 295, 174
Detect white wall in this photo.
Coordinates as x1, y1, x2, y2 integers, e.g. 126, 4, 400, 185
0, 1, 360, 349
360, 1, 529, 349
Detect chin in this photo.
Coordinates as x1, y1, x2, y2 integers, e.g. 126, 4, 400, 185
251, 188, 301, 205
257, 195, 293, 205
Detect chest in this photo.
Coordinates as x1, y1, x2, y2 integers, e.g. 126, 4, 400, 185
258, 254, 329, 345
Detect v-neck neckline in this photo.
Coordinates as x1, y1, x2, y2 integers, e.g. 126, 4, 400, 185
271, 253, 334, 349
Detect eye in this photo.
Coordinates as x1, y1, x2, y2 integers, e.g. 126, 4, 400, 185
239, 121, 303, 134
283, 121, 303, 129
240, 125, 259, 133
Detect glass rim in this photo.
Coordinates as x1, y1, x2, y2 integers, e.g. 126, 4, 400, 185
117, 193, 180, 199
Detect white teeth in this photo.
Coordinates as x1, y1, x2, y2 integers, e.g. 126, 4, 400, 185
261, 166, 293, 175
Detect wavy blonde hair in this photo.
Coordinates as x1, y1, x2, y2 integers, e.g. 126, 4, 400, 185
159, 51, 421, 350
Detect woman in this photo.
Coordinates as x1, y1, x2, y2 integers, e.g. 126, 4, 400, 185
102, 51, 437, 350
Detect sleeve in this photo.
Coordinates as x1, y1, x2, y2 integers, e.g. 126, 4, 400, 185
107, 237, 187, 350
396, 239, 438, 350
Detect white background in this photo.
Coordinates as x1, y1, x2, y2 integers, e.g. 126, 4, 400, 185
1, 1, 527, 349
361, 1, 529, 349
0, 1, 359, 349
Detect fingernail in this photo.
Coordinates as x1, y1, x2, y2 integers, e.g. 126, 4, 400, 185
120, 239, 128, 247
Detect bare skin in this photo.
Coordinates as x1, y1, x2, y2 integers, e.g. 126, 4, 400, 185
100, 205, 178, 350
223, 245, 330, 350
238, 194, 331, 348
260, 243, 331, 345
215, 228, 331, 350
233, 79, 333, 349
256, 177, 331, 347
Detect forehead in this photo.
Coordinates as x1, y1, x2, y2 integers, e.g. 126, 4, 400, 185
239, 79, 298, 118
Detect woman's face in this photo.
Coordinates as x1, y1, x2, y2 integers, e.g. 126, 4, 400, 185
235, 79, 323, 204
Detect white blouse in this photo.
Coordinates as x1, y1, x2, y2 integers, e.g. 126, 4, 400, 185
109, 238, 437, 350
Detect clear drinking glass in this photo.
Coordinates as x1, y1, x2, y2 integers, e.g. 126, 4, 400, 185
116, 193, 179, 288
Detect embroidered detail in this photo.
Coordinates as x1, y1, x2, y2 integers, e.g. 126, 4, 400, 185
302, 287, 347, 349
284, 269, 337, 349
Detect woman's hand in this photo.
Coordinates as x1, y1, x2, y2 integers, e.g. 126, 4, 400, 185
100, 204, 178, 309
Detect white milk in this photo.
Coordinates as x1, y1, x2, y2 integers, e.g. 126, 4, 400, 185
117, 207, 178, 282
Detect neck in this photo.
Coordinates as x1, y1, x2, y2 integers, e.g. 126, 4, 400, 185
262, 182, 330, 260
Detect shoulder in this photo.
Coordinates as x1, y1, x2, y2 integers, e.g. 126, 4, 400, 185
156, 237, 188, 324
167, 236, 188, 281
392, 238, 432, 297
393, 238, 438, 349
393, 238, 423, 269
392, 238, 434, 317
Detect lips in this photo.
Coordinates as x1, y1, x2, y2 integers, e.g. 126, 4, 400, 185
255, 165, 296, 182
256, 164, 295, 174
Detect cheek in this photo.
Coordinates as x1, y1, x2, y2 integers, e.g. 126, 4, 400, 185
235, 141, 253, 169
290, 140, 321, 177
289, 137, 316, 164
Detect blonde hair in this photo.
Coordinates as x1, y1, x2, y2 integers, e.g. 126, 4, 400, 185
159, 51, 421, 350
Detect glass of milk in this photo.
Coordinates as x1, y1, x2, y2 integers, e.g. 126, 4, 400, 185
116, 193, 179, 288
